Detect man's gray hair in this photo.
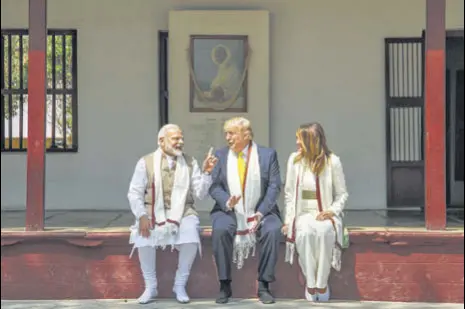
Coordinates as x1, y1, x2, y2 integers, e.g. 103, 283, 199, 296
158, 124, 181, 145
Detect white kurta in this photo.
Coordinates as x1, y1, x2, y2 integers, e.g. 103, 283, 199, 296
127, 155, 212, 249
284, 153, 348, 289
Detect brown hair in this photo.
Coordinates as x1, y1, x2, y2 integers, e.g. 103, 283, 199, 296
294, 122, 332, 175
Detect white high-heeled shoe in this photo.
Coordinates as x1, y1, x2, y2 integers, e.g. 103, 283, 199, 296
317, 287, 330, 302
305, 288, 318, 302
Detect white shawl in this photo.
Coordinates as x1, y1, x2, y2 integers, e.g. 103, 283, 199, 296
284, 152, 348, 271
151, 148, 190, 249
227, 142, 261, 269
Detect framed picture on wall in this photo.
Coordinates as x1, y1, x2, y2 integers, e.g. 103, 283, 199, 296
188, 35, 249, 113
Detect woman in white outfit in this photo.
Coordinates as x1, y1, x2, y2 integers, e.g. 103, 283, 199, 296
283, 122, 348, 302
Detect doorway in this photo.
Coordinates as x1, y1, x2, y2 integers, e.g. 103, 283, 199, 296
446, 33, 464, 208
159, 31, 169, 128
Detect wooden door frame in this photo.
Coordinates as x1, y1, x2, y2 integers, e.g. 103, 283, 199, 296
445, 29, 464, 208
385, 37, 425, 208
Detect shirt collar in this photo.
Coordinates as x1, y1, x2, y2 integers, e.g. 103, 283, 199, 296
237, 142, 251, 158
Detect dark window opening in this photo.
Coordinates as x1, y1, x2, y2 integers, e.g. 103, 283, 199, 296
455, 69, 464, 181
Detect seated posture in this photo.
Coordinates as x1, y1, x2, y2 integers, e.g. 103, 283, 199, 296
127, 124, 217, 304
209, 117, 282, 305
283, 122, 348, 302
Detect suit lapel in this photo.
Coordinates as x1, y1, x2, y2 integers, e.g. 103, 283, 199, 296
319, 158, 332, 210
222, 148, 230, 194
257, 146, 267, 198
257, 146, 266, 177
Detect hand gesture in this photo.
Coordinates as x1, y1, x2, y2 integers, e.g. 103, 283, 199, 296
139, 215, 153, 238
249, 213, 263, 233
316, 210, 335, 221
281, 224, 289, 235
202, 147, 218, 174
226, 195, 241, 211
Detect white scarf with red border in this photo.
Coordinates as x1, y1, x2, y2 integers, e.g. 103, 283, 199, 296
226, 142, 261, 269
151, 148, 190, 249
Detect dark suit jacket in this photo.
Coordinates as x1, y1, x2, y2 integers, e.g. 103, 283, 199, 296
209, 144, 282, 218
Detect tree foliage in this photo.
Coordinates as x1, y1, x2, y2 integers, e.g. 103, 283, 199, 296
3, 33, 74, 136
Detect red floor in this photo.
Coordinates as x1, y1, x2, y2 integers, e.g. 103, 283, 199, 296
1, 230, 464, 303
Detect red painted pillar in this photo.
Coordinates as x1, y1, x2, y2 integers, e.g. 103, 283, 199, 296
26, 0, 47, 231
424, 0, 446, 230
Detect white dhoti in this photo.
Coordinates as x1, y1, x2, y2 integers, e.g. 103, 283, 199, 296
131, 215, 201, 304
295, 206, 336, 290
130, 215, 201, 251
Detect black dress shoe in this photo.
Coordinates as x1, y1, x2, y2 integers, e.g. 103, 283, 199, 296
258, 281, 275, 304
215, 280, 232, 304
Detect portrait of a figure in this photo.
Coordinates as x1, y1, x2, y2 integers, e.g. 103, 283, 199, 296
189, 35, 249, 112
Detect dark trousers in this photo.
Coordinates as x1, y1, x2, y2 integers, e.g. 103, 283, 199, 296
211, 211, 282, 283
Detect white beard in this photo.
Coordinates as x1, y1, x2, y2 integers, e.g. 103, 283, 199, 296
166, 144, 183, 157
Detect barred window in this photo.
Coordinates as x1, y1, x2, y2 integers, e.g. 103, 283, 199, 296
1, 29, 78, 152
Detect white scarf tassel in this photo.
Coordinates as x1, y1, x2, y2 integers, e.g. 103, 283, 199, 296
285, 242, 295, 265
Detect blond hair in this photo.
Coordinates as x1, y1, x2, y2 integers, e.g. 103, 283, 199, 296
223, 117, 254, 139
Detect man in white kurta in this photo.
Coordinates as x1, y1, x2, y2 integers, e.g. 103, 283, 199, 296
127, 124, 217, 304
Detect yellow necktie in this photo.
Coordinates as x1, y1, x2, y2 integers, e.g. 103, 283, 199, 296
238, 151, 246, 188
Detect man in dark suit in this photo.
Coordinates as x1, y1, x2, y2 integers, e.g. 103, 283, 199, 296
209, 117, 282, 304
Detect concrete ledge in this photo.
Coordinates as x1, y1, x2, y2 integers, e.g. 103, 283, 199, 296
1, 229, 463, 303
2, 209, 464, 230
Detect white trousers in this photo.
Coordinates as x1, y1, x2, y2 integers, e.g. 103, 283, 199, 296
295, 212, 336, 289
138, 242, 198, 289
135, 215, 201, 290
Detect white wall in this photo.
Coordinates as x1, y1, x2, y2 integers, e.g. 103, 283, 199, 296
1, 0, 463, 211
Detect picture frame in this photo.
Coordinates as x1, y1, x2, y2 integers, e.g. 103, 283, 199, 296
188, 35, 249, 113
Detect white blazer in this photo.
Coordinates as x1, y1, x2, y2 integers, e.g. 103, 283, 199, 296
284, 152, 348, 223
283, 152, 349, 269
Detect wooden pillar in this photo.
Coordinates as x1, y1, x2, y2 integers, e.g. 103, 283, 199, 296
26, 0, 47, 231
424, 0, 446, 230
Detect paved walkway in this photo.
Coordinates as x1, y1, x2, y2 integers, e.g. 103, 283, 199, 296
1, 299, 463, 309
